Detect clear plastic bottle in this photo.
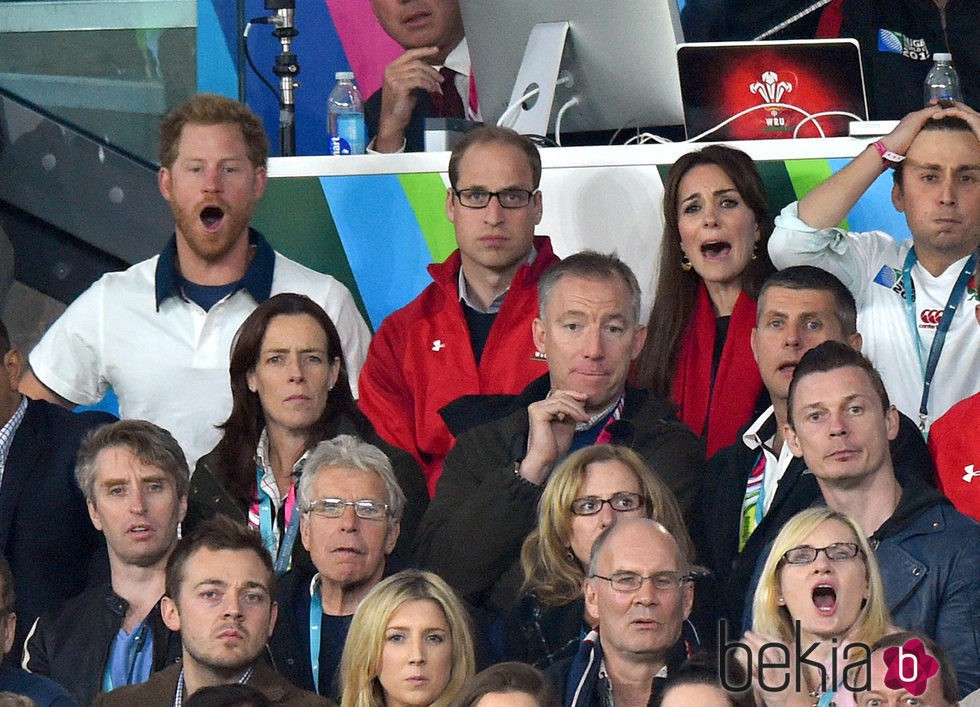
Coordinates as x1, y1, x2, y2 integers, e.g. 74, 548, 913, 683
923, 53, 962, 107
327, 71, 365, 155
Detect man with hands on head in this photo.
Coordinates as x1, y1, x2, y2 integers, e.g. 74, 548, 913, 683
367, 0, 477, 153
768, 103, 980, 432
414, 251, 704, 626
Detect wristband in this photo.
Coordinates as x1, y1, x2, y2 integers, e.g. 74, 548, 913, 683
872, 140, 905, 169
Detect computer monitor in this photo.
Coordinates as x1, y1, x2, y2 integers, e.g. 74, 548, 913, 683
459, 0, 685, 139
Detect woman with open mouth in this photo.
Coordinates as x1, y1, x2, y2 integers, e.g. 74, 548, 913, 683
743, 507, 895, 707
634, 145, 775, 458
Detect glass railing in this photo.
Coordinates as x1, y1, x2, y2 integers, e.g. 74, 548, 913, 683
0, 0, 196, 163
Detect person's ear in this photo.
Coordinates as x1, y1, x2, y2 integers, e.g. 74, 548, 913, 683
161, 595, 181, 632
784, 423, 804, 459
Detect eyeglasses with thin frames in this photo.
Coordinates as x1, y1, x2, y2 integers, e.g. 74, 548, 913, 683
305, 498, 389, 521
781, 542, 861, 565
590, 571, 693, 593
452, 188, 537, 209
570, 492, 644, 516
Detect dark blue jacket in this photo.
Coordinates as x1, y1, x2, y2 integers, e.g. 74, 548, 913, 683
871, 477, 980, 698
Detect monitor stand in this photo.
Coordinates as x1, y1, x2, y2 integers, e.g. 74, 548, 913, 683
500, 21, 570, 136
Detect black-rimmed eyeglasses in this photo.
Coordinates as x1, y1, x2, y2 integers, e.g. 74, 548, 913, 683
305, 498, 389, 521
781, 542, 861, 565
452, 188, 537, 209
570, 492, 644, 516
590, 571, 693, 593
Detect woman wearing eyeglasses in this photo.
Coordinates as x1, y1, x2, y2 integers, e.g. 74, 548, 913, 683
745, 507, 895, 707
502, 444, 696, 669
183, 293, 428, 574
339, 569, 476, 707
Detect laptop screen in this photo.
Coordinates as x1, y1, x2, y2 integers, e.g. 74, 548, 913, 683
677, 39, 868, 141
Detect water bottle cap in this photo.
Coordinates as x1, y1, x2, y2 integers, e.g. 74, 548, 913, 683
933, 53, 952, 62
335, 71, 355, 80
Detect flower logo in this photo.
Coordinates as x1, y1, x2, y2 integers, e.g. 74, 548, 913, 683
882, 638, 939, 696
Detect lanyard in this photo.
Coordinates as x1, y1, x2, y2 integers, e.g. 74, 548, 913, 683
256, 467, 301, 577
309, 575, 323, 694
900, 248, 977, 431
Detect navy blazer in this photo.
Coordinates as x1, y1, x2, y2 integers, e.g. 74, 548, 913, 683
364, 87, 436, 154
1, 398, 114, 663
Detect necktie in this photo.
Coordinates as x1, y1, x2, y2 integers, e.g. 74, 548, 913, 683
431, 67, 465, 118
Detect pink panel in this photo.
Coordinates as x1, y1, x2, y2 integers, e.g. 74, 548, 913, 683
324, 0, 403, 98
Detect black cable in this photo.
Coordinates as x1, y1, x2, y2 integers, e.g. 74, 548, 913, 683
243, 18, 283, 107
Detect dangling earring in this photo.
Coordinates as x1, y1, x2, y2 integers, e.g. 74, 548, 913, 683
752, 241, 760, 261
680, 255, 693, 272
566, 548, 575, 562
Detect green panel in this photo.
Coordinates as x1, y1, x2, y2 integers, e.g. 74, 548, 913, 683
251, 177, 370, 325
755, 160, 798, 218
783, 158, 848, 228
397, 172, 458, 263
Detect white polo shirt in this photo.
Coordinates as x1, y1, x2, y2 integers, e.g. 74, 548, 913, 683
29, 231, 371, 466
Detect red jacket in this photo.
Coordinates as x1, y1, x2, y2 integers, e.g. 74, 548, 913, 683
358, 237, 558, 495
929, 392, 980, 522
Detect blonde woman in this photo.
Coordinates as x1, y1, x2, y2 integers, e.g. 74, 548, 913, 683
340, 570, 476, 707
507, 445, 695, 668
745, 507, 895, 707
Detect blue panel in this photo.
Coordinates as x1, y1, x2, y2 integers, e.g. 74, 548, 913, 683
197, 0, 238, 97
243, 0, 350, 156
319, 175, 434, 328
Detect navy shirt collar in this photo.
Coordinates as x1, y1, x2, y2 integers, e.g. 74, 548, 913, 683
154, 228, 275, 309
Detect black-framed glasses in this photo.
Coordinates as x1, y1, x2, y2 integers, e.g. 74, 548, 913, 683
590, 571, 693, 593
306, 498, 389, 521
570, 492, 644, 516
452, 188, 537, 209
781, 542, 861, 565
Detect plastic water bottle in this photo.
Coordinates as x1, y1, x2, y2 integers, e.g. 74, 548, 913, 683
924, 53, 962, 108
327, 71, 365, 155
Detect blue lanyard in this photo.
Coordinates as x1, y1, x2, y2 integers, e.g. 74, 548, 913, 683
256, 467, 302, 577
900, 247, 977, 431
309, 576, 323, 694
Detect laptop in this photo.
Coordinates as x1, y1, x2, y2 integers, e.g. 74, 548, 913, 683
676, 39, 869, 141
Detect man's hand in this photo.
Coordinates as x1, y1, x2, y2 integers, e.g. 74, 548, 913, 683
879, 104, 949, 156
517, 390, 590, 486
373, 46, 444, 153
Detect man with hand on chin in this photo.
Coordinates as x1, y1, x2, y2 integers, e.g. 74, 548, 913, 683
366, 0, 478, 153
769, 103, 980, 433
415, 251, 703, 630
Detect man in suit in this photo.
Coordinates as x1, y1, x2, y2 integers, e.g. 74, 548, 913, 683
0, 319, 115, 663
366, 0, 477, 152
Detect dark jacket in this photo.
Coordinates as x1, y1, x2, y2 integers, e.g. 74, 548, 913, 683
0, 663, 76, 707
872, 475, 980, 697
693, 407, 934, 631
185, 413, 428, 566
92, 661, 334, 706
364, 87, 435, 153
502, 596, 587, 670
839, 0, 980, 119
415, 376, 705, 618
2, 399, 115, 664
544, 625, 696, 707
23, 584, 181, 707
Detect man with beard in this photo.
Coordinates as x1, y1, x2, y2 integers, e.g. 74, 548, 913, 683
268, 435, 404, 700
23, 420, 188, 705
93, 515, 329, 706
20, 94, 371, 467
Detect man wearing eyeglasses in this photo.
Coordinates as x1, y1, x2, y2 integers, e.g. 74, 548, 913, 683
546, 518, 697, 706
784, 341, 980, 697
359, 125, 559, 496
268, 436, 405, 700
